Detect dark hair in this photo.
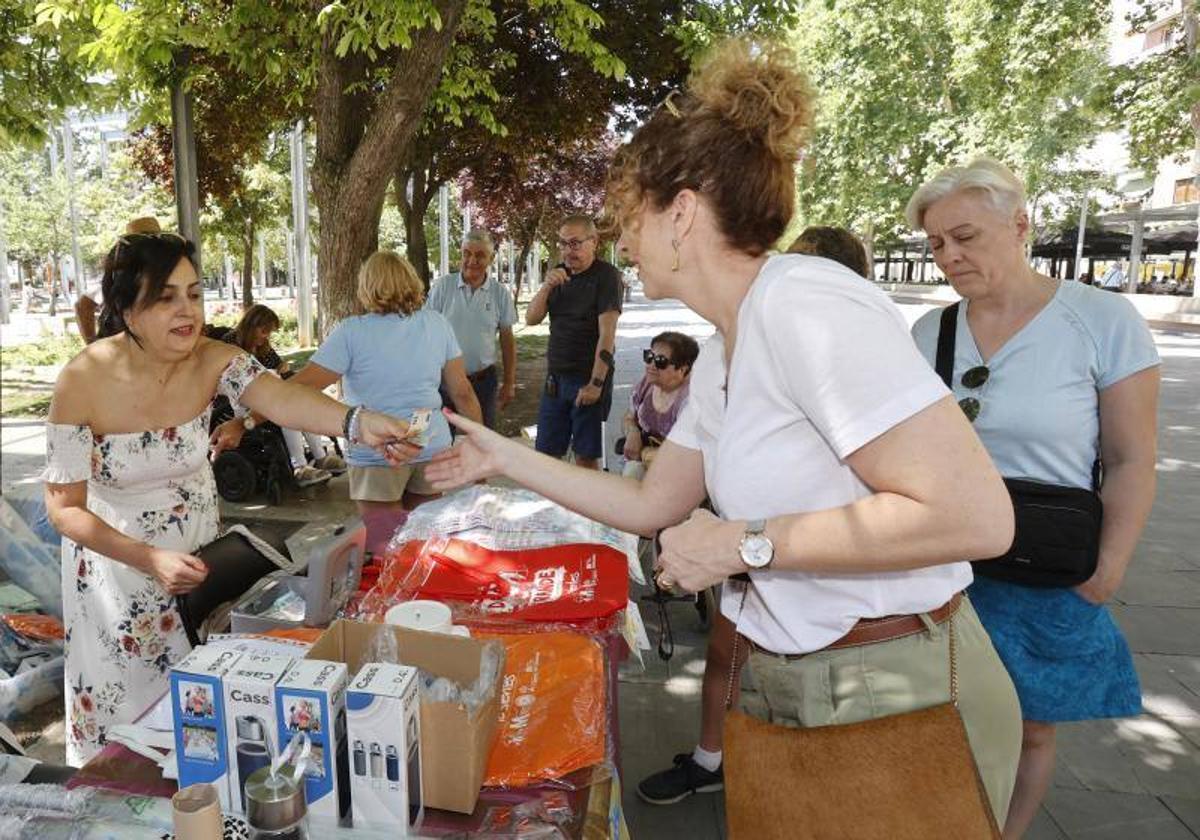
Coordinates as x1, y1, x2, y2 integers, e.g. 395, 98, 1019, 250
605, 39, 813, 255
651, 330, 701, 372
788, 226, 870, 278
98, 233, 197, 341
231, 304, 281, 352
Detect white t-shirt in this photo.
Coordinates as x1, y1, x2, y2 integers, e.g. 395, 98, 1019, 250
668, 254, 971, 654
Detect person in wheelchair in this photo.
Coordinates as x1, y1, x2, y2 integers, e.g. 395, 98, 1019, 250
210, 305, 346, 492
620, 331, 699, 480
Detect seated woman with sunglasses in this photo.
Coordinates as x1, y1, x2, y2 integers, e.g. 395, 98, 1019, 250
621, 331, 700, 480
42, 232, 419, 765
908, 158, 1161, 839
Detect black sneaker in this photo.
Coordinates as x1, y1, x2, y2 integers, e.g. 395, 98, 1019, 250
637, 753, 724, 805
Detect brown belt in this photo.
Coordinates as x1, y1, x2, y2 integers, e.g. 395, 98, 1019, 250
466, 365, 496, 383
747, 592, 963, 660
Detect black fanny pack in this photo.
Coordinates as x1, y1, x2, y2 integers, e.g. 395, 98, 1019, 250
936, 303, 1102, 588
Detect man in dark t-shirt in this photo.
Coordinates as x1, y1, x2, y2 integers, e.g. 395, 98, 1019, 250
524, 214, 622, 469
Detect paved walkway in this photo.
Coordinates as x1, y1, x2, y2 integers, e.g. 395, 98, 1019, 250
2, 287, 1198, 838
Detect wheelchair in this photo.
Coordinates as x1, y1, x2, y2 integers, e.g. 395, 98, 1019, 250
208, 397, 336, 506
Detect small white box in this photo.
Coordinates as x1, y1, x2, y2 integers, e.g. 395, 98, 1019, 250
170, 646, 242, 810
347, 663, 423, 833
223, 653, 293, 814
275, 659, 350, 824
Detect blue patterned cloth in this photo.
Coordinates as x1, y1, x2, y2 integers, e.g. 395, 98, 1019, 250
968, 576, 1142, 722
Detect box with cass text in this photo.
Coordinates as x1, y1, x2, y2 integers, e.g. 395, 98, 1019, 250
223, 653, 293, 814
171, 646, 242, 810
275, 659, 350, 823
347, 663, 422, 833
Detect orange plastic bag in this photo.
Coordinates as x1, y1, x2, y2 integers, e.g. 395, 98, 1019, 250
2, 614, 65, 642
479, 631, 608, 788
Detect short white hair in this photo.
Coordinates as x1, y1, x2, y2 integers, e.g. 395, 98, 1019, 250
462, 228, 494, 253
906, 157, 1027, 231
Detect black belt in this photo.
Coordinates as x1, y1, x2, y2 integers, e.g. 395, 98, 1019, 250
467, 365, 496, 383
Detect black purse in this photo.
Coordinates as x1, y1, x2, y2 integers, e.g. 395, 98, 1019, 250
936, 303, 1102, 588
178, 526, 292, 645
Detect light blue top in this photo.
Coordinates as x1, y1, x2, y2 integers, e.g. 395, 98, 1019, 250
312, 311, 461, 466
911, 281, 1159, 490
425, 273, 516, 374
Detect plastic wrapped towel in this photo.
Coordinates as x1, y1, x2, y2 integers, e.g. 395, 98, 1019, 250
0, 783, 174, 833
0, 655, 64, 723
0, 493, 63, 618
366, 624, 505, 717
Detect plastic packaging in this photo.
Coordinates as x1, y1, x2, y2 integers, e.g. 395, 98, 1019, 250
478, 632, 607, 789
358, 536, 628, 631
0, 492, 63, 618
366, 625, 504, 717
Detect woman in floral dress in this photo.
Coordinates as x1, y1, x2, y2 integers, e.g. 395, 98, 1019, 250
44, 232, 420, 765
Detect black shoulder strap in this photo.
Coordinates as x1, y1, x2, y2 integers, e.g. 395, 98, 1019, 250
935, 302, 960, 388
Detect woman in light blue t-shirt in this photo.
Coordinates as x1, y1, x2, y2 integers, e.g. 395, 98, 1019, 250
908, 158, 1161, 840
291, 251, 482, 514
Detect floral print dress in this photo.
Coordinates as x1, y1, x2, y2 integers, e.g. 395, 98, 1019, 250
44, 353, 265, 766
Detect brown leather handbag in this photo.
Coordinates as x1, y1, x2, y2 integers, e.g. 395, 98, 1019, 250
723, 618, 1000, 840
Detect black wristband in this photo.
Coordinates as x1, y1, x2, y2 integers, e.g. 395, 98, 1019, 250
342, 405, 359, 440
598, 349, 615, 368
591, 376, 605, 388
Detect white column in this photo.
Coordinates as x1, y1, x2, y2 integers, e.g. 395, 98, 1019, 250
438, 184, 450, 277
62, 123, 83, 301
257, 233, 267, 294
1072, 193, 1087, 281
0, 200, 9, 325
1128, 207, 1145, 294
290, 121, 313, 346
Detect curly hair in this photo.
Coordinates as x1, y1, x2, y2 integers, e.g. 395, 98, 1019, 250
604, 39, 814, 255
356, 251, 425, 316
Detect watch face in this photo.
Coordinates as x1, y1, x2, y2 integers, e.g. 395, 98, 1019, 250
741, 534, 773, 569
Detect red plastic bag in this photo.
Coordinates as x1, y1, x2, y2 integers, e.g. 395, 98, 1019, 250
361, 537, 628, 626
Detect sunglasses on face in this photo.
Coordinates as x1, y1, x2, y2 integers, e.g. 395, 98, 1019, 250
957, 365, 990, 422
643, 349, 675, 369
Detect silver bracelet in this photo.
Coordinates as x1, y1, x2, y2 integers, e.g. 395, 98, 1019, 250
348, 405, 365, 444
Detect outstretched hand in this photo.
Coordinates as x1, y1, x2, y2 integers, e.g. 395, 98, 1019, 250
423, 409, 511, 490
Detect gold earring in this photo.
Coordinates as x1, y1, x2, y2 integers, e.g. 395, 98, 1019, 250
671, 239, 680, 272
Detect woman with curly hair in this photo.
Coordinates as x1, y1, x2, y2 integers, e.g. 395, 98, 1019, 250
425, 40, 1023, 824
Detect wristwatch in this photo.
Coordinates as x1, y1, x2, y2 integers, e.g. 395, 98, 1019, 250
738, 520, 774, 570
242, 415, 256, 431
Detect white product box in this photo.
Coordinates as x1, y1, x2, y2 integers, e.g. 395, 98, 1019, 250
170, 646, 242, 810
347, 663, 423, 833
275, 659, 350, 823
223, 653, 294, 814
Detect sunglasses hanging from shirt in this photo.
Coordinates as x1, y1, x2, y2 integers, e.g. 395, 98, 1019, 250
936, 302, 1102, 588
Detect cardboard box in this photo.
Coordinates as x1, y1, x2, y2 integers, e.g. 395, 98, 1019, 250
223, 653, 294, 814
170, 646, 242, 810
347, 663, 423, 833
308, 619, 501, 814
275, 659, 350, 824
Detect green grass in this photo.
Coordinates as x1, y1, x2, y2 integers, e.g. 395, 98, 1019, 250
0, 334, 84, 368
0, 389, 53, 418
516, 332, 548, 361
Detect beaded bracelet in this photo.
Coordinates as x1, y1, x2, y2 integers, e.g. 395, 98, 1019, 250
342, 405, 364, 444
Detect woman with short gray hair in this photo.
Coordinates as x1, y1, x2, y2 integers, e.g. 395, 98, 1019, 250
909, 157, 1161, 839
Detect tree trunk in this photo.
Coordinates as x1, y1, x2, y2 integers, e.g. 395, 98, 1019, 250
861, 220, 875, 281
311, 0, 468, 333
513, 236, 533, 303
396, 166, 438, 288
241, 218, 255, 308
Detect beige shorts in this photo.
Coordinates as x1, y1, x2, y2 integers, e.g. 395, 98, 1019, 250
347, 463, 437, 502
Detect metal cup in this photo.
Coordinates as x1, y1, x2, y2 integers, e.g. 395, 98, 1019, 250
245, 763, 307, 837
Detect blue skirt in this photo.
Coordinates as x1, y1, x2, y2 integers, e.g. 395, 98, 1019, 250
969, 576, 1142, 722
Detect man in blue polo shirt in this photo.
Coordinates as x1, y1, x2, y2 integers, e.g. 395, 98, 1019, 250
426, 229, 518, 429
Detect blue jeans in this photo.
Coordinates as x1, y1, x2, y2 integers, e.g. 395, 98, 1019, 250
470, 366, 499, 430
535, 373, 611, 461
